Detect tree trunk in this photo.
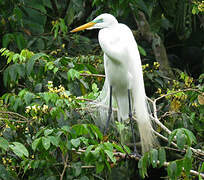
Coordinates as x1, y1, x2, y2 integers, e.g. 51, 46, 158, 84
133, 11, 174, 78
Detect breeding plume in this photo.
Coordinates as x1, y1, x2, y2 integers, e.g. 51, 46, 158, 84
71, 13, 156, 154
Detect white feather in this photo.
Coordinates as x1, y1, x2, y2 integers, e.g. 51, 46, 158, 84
79, 13, 157, 153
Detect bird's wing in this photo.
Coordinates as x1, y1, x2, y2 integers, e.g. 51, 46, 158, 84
98, 24, 137, 62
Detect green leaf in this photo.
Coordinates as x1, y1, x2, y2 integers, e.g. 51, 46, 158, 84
32, 138, 41, 151
167, 161, 177, 180
72, 162, 82, 177
0, 137, 9, 151
138, 152, 149, 178
104, 142, 114, 152
2, 33, 14, 48
182, 128, 197, 146
42, 137, 51, 150
24, 92, 35, 105
138, 45, 147, 56
113, 143, 125, 153
9, 64, 18, 82
13, 97, 22, 112
150, 149, 158, 168
9, 142, 29, 158
158, 148, 166, 167
47, 136, 59, 147
16, 64, 25, 77
168, 129, 177, 146
3, 68, 9, 87
104, 150, 116, 163
89, 124, 103, 140
85, 145, 94, 157
26, 53, 47, 75
71, 138, 81, 148
96, 162, 104, 173
15, 33, 26, 50
44, 129, 53, 136
67, 68, 80, 81
0, 164, 13, 180
176, 129, 186, 150
175, 159, 183, 177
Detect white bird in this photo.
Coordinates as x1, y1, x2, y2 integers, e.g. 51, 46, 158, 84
71, 13, 156, 154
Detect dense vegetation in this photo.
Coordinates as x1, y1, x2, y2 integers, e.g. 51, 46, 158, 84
0, 0, 203, 179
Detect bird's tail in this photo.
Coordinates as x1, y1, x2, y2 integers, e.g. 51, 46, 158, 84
132, 74, 157, 154
136, 112, 156, 154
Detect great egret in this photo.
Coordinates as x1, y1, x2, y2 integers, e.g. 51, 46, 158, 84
71, 13, 156, 154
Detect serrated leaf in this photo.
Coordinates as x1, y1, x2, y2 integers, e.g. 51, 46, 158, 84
42, 137, 51, 150
32, 138, 41, 151
10, 142, 29, 158
0, 137, 9, 151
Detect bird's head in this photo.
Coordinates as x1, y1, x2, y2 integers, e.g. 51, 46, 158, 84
70, 13, 118, 33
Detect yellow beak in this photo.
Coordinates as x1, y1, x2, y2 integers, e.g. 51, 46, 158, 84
70, 22, 96, 32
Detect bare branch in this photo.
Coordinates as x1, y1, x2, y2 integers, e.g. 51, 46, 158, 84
60, 154, 69, 180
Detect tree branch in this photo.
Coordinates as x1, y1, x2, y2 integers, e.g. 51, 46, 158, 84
73, 148, 204, 178
60, 154, 69, 180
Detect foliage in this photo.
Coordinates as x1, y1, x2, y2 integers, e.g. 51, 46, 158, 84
0, 0, 204, 179
0, 48, 203, 179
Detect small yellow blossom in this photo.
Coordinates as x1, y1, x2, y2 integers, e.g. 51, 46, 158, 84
192, 102, 198, 107
2, 157, 6, 164
25, 106, 31, 113
42, 105, 48, 113
156, 88, 162, 94
62, 44, 65, 48
32, 116, 38, 120
5, 124, 10, 128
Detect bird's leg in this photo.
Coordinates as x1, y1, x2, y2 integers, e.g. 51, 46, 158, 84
128, 89, 140, 156
104, 86, 112, 135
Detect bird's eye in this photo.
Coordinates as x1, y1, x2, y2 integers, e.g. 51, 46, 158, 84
94, 18, 103, 23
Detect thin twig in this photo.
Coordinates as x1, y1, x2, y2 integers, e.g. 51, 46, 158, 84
0, 111, 29, 122
154, 88, 202, 103
60, 154, 68, 180
80, 73, 105, 78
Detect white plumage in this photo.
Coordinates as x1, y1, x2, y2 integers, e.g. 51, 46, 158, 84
71, 13, 156, 153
